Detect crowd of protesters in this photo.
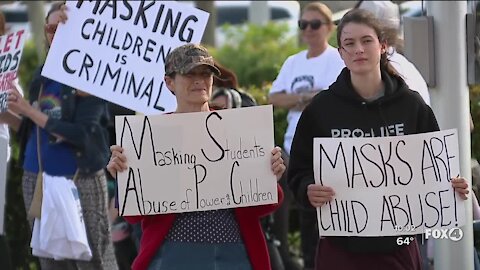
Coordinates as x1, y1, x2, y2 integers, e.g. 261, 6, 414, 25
0, 1, 475, 270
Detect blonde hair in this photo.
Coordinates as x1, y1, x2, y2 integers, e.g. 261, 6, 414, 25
302, 2, 333, 25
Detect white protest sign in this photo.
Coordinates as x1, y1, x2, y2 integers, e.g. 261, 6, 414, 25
0, 29, 27, 112
314, 129, 465, 237
0, 29, 27, 91
41, 1, 210, 115
116, 105, 277, 216
0, 137, 7, 234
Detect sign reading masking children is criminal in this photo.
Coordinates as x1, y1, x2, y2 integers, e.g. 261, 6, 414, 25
41, 1, 209, 115
314, 129, 466, 237
115, 105, 278, 216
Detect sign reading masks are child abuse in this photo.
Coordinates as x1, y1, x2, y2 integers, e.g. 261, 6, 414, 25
314, 129, 466, 237
41, 1, 209, 115
116, 105, 278, 216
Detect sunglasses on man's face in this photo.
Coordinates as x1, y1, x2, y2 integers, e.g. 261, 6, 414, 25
298, 19, 324, 30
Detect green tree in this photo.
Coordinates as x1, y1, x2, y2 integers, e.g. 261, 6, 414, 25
210, 22, 301, 146
210, 23, 339, 147
211, 22, 300, 88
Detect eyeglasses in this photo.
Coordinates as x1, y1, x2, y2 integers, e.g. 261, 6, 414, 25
298, 19, 324, 30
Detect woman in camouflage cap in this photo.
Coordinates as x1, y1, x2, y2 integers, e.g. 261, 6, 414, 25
108, 43, 286, 270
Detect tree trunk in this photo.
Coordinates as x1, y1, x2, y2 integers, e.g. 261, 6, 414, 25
26, 1, 46, 62
194, 1, 216, 47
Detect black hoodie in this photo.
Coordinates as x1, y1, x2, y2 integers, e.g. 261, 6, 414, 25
288, 67, 439, 253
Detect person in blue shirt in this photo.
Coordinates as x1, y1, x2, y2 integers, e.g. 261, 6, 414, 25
4, 2, 117, 269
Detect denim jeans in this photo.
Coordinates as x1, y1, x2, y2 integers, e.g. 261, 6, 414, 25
148, 241, 252, 270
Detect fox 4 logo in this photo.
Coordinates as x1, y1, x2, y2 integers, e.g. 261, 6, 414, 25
425, 228, 463, 241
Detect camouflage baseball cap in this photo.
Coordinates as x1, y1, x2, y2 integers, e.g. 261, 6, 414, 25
165, 44, 221, 76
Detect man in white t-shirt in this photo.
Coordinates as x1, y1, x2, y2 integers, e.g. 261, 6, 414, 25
388, 48, 430, 105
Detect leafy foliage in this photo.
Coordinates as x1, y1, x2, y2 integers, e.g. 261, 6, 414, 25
210, 22, 300, 88
210, 22, 301, 147
210, 24, 339, 151
17, 41, 41, 93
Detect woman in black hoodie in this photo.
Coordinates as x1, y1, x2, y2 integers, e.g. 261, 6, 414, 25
287, 9, 470, 270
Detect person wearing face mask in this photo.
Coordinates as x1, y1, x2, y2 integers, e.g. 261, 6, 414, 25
268, 2, 344, 269
288, 9, 470, 270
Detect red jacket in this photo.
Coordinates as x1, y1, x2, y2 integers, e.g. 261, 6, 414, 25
125, 184, 284, 270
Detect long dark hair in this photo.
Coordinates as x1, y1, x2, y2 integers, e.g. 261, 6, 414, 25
213, 60, 239, 89
336, 9, 400, 78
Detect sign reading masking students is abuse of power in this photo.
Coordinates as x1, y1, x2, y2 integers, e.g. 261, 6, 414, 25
115, 105, 278, 216
41, 1, 209, 115
314, 129, 466, 237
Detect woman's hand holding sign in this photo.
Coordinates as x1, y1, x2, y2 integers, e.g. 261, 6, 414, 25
271, 146, 286, 181
452, 176, 469, 200
307, 184, 335, 208
107, 145, 127, 177
6, 86, 29, 116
